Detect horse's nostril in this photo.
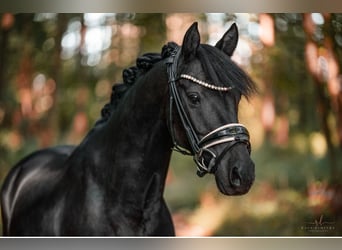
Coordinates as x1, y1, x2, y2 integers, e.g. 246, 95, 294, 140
231, 166, 242, 187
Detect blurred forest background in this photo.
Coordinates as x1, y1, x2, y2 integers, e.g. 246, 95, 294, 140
0, 13, 341, 236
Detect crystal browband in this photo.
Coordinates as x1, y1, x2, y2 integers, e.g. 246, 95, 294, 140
180, 74, 233, 92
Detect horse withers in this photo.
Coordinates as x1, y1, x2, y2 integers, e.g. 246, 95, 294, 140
1, 22, 256, 236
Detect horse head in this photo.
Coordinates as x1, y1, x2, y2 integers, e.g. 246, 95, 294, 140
167, 22, 256, 195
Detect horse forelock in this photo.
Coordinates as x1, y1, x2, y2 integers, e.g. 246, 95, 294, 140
197, 44, 256, 98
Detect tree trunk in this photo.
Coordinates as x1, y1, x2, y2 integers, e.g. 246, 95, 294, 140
303, 13, 339, 182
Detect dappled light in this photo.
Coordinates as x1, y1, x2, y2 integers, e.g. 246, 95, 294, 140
0, 13, 341, 236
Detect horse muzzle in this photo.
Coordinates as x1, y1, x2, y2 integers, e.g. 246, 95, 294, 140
216, 155, 255, 195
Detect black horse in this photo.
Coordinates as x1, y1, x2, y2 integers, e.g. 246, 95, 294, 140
1, 22, 256, 236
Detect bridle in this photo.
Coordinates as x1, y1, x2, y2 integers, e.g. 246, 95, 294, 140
165, 47, 251, 177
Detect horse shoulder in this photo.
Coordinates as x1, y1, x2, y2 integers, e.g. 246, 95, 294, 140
1, 145, 75, 234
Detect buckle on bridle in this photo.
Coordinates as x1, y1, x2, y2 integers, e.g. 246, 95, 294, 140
194, 148, 217, 177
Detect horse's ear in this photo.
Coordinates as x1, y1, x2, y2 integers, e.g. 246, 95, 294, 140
215, 23, 239, 57
181, 22, 200, 61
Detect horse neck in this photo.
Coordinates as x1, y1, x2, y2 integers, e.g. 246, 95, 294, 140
78, 62, 172, 203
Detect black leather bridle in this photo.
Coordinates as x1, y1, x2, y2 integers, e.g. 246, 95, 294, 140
165, 47, 251, 177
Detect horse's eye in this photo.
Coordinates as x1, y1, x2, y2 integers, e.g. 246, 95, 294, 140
187, 93, 200, 105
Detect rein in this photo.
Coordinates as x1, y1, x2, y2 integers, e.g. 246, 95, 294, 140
165, 47, 251, 177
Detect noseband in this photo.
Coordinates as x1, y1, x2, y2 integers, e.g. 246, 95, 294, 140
166, 48, 251, 177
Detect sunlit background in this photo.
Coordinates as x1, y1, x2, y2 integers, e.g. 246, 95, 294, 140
0, 13, 341, 236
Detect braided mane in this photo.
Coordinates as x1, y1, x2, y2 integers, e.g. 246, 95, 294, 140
95, 42, 179, 126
